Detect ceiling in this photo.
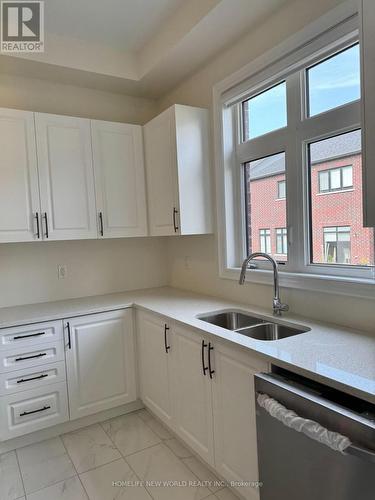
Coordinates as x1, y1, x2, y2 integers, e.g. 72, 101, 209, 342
44, 0, 186, 52
0, 0, 291, 98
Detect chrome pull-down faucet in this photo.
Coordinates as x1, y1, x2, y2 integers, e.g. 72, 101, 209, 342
239, 252, 289, 316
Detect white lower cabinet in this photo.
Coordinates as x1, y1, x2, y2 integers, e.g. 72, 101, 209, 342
173, 325, 215, 465
0, 320, 69, 441
65, 309, 137, 420
136, 312, 268, 500
0, 382, 68, 440
136, 310, 174, 427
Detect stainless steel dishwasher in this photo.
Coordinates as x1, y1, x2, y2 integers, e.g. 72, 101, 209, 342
255, 369, 375, 500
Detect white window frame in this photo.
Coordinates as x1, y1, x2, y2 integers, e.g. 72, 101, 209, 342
213, 0, 375, 299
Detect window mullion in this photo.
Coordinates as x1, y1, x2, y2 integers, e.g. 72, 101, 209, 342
284, 72, 304, 272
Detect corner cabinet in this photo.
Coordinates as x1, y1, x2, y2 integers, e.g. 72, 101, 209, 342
65, 309, 137, 420
91, 120, 148, 238
144, 104, 212, 236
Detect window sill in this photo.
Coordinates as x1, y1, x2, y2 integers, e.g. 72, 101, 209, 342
316, 189, 354, 196
220, 266, 375, 299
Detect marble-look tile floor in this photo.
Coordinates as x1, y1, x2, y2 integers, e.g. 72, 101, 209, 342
0, 409, 240, 500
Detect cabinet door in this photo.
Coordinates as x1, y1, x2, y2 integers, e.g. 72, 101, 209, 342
0, 108, 41, 242
173, 325, 214, 465
91, 121, 148, 238
212, 342, 268, 500
144, 108, 180, 236
136, 311, 174, 427
35, 113, 97, 240
65, 310, 137, 420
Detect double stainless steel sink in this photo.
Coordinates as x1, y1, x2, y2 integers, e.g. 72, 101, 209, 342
198, 311, 309, 341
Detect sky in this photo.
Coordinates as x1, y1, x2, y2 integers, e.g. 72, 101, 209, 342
245, 44, 360, 140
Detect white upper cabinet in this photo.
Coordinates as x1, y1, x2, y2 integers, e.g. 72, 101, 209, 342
91, 120, 147, 238
35, 113, 97, 240
0, 108, 40, 242
360, 0, 375, 226
144, 104, 212, 236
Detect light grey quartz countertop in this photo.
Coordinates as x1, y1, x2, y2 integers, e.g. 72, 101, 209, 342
0, 286, 374, 404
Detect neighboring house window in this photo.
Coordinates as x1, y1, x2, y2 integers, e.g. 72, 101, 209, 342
277, 180, 286, 199
259, 229, 271, 254
318, 166, 353, 193
276, 228, 287, 255
323, 227, 351, 264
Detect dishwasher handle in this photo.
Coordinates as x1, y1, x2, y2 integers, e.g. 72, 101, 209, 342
257, 392, 375, 463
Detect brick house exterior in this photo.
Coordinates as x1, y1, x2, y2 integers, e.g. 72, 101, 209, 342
246, 131, 374, 265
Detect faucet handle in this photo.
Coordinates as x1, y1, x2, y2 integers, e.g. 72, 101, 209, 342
273, 299, 289, 315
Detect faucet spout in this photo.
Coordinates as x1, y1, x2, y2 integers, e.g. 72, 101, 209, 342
239, 252, 289, 316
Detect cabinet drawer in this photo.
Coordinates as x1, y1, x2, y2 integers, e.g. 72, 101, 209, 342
0, 321, 63, 351
0, 382, 68, 440
0, 361, 66, 396
0, 342, 64, 373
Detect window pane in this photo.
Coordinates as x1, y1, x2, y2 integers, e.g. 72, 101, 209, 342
244, 152, 287, 262
342, 166, 353, 187
277, 180, 286, 199
242, 82, 287, 140
307, 44, 360, 117
330, 168, 341, 190
309, 130, 374, 266
319, 171, 329, 192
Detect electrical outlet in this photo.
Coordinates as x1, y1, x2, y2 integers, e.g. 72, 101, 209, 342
57, 264, 67, 279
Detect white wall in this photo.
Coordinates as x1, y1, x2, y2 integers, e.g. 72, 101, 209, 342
159, 0, 375, 334
0, 75, 168, 308
0, 73, 156, 124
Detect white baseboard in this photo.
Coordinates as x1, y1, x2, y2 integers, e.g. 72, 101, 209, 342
0, 399, 143, 454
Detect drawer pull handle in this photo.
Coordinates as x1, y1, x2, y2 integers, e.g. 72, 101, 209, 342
17, 373, 48, 384
15, 353, 47, 362
13, 332, 46, 340
20, 405, 51, 417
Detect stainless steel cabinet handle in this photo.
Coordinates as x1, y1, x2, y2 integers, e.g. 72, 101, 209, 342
346, 443, 375, 464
